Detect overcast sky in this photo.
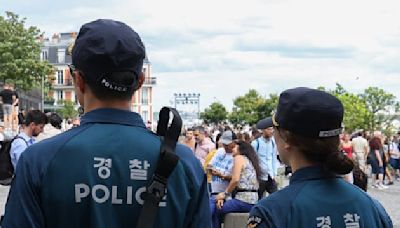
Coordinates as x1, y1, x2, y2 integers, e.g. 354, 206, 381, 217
2, 0, 400, 112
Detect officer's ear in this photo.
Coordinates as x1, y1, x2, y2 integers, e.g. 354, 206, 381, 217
73, 71, 86, 94
135, 72, 145, 90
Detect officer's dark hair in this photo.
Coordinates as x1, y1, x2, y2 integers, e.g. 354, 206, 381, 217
83, 72, 140, 101
277, 128, 354, 175
24, 110, 47, 126
48, 112, 63, 129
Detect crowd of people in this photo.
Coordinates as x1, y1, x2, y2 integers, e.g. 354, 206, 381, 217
0, 19, 393, 227
181, 88, 396, 227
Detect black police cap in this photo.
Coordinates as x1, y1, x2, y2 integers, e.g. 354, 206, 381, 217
72, 19, 145, 92
259, 87, 344, 138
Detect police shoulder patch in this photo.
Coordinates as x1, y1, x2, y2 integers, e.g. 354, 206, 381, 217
248, 216, 262, 227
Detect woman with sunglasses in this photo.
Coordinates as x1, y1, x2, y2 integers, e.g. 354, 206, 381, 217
212, 140, 261, 228
248, 87, 392, 228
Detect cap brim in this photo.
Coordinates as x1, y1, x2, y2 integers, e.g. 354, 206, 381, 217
220, 138, 233, 145
256, 117, 273, 130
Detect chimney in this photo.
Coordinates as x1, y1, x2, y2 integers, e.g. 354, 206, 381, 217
52, 33, 60, 43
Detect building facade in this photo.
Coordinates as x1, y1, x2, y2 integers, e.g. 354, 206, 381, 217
40, 33, 155, 123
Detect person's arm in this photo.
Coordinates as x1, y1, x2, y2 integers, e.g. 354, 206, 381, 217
10, 139, 28, 170
272, 140, 278, 177
375, 149, 383, 167
364, 141, 369, 160
211, 168, 231, 181
12, 94, 18, 106
1, 151, 46, 227
248, 206, 275, 228
389, 143, 398, 157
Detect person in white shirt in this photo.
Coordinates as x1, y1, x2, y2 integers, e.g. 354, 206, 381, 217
36, 112, 63, 142
352, 131, 369, 172
389, 135, 400, 180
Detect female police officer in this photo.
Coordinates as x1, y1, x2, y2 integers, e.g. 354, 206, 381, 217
248, 87, 392, 228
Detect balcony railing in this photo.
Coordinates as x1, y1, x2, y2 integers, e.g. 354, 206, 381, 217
53, 79, 74, 88
144, 77, 156, 85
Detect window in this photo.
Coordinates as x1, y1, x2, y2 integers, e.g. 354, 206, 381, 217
142, 67, 147, 76
58, 48, 66, 63
141, 88, 149, 105
56, 90, 64, 101
41, 50, 48, 60
57, 70, 64, 84
142, 111, 148, 122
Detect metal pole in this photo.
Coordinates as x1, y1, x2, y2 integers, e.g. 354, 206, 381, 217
198, 95, 200, 119
41, 76, 44, 111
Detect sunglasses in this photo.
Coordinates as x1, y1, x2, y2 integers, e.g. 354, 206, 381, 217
68, 64, 85, 80
68, 64, 76, 77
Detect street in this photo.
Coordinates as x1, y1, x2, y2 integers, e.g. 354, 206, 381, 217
0, 180, 398, 227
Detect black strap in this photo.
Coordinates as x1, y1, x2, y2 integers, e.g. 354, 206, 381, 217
136, 107, 182, 228
235, 189, 258, 192
14, 136, 29, 146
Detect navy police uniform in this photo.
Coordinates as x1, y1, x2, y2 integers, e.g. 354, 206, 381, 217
248, 166, 392, 227
2, 109, 211, 227
250, 87, 392, 228
2, 19, 211, 228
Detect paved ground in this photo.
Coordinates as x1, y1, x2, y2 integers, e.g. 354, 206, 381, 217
0, 179, 398, 226
368, 180, 400, 227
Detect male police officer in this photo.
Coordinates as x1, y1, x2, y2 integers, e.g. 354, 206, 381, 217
2, 19, 210, 228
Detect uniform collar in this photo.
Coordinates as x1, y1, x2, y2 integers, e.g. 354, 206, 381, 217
80, 108, 146, 128
289, 166, 337, 184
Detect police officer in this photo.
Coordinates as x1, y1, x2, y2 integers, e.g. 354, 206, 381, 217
248, 87, 392, 228
2, 19, 210, 227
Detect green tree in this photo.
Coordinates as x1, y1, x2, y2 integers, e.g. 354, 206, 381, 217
200, 102, 228, 124
0, 11, 54, 90
229, 89, 265, 125
329, 84, 371, 132
334, 92, 372, 133
360, 87, 400, 131
256, 93, 279, 121
57, 100, 78, 119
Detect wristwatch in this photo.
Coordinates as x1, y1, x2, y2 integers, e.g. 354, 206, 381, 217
224, 191, 231, 198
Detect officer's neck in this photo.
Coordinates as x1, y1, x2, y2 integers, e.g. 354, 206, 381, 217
83, 92, 131, 113
289, 149, 319, 173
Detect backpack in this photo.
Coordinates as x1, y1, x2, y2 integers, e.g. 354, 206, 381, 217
0, 136, 28, 186
136, 107, 182, 228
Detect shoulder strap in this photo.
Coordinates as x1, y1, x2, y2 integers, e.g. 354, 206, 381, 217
13, 136, 29, 146
136, 107, 182, 228
256, 138, 260, 151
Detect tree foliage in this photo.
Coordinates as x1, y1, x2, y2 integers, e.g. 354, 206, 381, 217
57, 100, 78, 120
0, 11, 54, 90
334, 93, 371, 133
360, 87, 400, 131
229, 89, 265, 125
256, 93, 279, 121
200, 102, 228, 124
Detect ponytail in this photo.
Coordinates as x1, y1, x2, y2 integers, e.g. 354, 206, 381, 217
322, 150, 354, 175
279, 128, 354, 175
